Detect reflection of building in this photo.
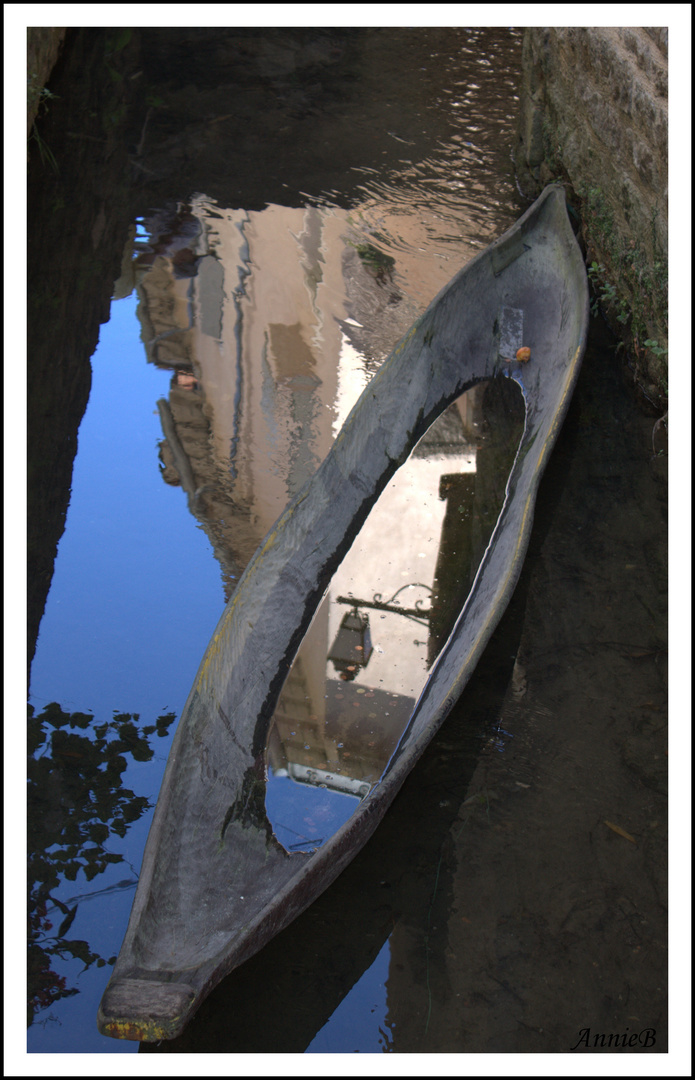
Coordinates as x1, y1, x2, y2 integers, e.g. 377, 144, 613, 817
128, 186, 482, 602
131, 196, 412, 599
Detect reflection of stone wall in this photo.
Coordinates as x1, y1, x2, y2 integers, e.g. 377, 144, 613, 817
27, 29, 145, 674
27, 28, 66, 136
133, 210, 262, 596
514, 27, 668, 402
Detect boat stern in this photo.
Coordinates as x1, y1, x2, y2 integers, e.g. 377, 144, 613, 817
97, 977, 197, 1042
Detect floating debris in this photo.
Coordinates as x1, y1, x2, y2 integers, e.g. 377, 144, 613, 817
605, 820, 636, 843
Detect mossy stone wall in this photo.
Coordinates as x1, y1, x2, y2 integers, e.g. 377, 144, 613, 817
514, 27, 667, 407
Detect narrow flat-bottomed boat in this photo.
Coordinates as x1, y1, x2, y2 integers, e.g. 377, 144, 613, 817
98, 184, 589, 1041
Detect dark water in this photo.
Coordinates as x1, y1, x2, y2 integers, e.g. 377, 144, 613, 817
24, 27, 667, 1057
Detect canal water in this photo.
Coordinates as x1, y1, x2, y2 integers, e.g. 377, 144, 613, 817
24, 27, 668, 1058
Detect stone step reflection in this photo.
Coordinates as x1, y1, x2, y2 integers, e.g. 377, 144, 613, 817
265, 375, 525, 853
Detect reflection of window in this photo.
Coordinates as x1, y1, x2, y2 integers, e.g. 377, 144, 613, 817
267, 322, 320, 384
197, 254, 225, 340
174, 370, 199, 390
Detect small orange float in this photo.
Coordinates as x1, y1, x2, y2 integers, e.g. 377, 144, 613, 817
516, 346, 531, 363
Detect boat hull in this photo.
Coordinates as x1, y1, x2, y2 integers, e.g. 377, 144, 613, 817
98, 184, 589, 1041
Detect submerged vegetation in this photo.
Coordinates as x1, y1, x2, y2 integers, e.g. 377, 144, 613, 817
349, 239, 397, 284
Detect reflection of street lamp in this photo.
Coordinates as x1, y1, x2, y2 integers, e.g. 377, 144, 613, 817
329, 586, 434, 680
336, 584, 433, 627
327, 609, 374, 681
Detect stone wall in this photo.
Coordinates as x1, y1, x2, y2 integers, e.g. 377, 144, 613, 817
514, 27, 668, 408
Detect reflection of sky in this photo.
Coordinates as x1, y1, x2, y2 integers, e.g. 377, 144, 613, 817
307, 936, 393, 1053
29, 294, 224, 721
27, 294, 226, 1053
266, 772, 360, 853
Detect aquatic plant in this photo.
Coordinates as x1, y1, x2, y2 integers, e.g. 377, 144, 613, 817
27, 702, 175, 1026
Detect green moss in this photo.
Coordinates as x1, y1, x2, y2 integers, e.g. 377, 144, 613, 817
578, 183, 668, 397
541, 116, 563, 176
351, 241, 395, 273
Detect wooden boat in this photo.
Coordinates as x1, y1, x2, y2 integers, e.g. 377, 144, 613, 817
98, 184, 589, 1041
